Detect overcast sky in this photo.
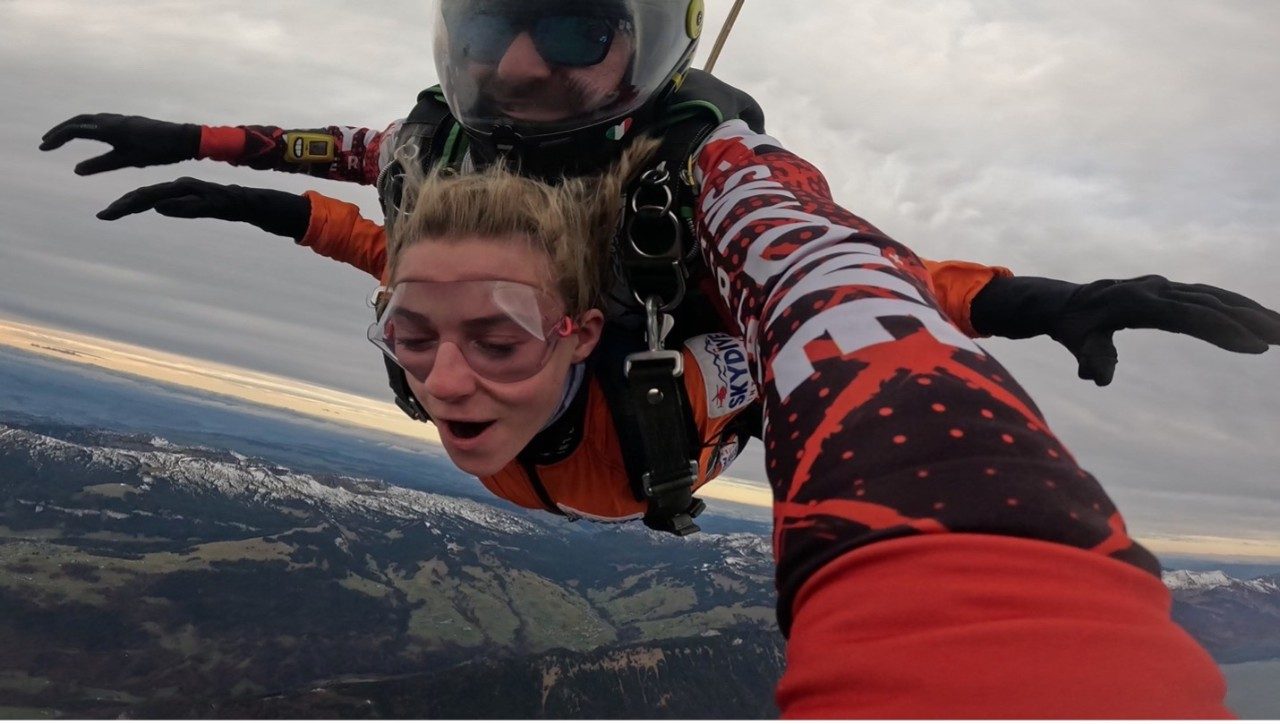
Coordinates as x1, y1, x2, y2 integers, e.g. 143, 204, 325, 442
1, 0, 1278, 553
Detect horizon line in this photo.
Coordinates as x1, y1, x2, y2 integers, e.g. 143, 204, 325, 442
5, 315, 1280, 563
0, 316, 773, 511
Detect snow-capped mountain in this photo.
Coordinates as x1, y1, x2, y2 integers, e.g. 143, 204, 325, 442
1164, 569, 1280, 595
2, 424, 541, 536
1164, 568, 1280, 664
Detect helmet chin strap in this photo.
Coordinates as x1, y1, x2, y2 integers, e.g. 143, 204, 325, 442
465, 74, 667, 180
468, 113, 649, 180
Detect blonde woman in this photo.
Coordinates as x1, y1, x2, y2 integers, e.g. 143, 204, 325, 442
367, 142, 756, 528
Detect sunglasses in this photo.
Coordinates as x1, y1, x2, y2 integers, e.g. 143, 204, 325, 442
453, 12, 627, 68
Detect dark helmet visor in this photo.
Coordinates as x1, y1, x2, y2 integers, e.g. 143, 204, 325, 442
434, 0, 702, 140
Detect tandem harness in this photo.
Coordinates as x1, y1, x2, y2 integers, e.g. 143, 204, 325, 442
372, 70, 764, 536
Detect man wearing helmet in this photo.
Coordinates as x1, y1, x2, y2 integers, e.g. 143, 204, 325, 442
41, 0, 1265, 715
439, 0, 641, 125
432, 0, 708, 167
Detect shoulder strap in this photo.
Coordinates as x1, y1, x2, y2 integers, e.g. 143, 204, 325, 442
517, 460, 569, 519
667, 69, 766, 133
654, 69, 765, 189
595, 323, 704, 536
405, 86, 468, 166
612, 70, 764, 331
376, 87, 463, 230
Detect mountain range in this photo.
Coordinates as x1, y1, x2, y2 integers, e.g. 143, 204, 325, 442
1164, 569, 1280, 664
3, 415, 1279, 716
0, 419, 781, 717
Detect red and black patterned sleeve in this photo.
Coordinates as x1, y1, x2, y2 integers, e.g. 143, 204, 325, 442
196, 121, 400, 185
690, 120, 1229, 716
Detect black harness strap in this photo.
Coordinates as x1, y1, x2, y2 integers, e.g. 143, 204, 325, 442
596, 321, 704, 536
624, 350, 706, 535
596, 74, 756, 536
604, 151, 705, 535
518, 460, 568, 518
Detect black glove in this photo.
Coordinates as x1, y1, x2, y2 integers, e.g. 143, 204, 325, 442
39, 113, 201, 175
971, 274, 1280, 386
97, 177, 311, 241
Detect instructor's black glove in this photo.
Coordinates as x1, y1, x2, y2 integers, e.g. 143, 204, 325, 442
39, 113, 201, 175
98, 177, 311, 241
971, 274, 1280, 386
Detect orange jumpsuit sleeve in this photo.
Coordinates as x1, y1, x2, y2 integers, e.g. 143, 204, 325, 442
778, 534, 1230, 718
299, 191, 389, 281
921, 258, 1014, 337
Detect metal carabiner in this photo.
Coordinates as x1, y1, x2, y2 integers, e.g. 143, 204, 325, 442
644, 296, 663, 352
624, 295, 683, 379
630, 161, 674, 215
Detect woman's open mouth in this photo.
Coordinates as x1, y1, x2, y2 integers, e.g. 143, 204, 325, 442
441, 418, 497, 444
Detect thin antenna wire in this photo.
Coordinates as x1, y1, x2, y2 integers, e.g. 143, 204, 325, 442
703, 0, 745, 73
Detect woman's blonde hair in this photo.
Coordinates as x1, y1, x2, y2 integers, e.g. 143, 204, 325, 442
387, 138, 660, 315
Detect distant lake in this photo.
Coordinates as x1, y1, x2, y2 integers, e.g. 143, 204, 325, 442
1223, 659, 1280, 718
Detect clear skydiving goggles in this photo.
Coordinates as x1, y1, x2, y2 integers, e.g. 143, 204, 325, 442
368, 280, 577, 384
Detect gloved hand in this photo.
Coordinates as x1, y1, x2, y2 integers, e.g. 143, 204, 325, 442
971, 274, 1280, 386
39, 113, 201, 175
97, 177, 311, 241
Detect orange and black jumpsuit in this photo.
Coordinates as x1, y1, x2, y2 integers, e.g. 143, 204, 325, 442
197, 118, 1227, 715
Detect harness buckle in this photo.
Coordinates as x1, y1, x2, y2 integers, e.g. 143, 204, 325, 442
641, 461, 703, 537
624, 350, 684, 379
624, 295, 683, 378
642, 461, 700, 498
650, 511, 699, 537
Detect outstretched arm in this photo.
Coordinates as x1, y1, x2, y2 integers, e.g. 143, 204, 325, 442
40, 113, 396, 186
99, 178, 387, 280
971, 273, 1280, 385
924, 258, 1279, 385
691, 120, 1228, 717
197, 121, 397, 185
